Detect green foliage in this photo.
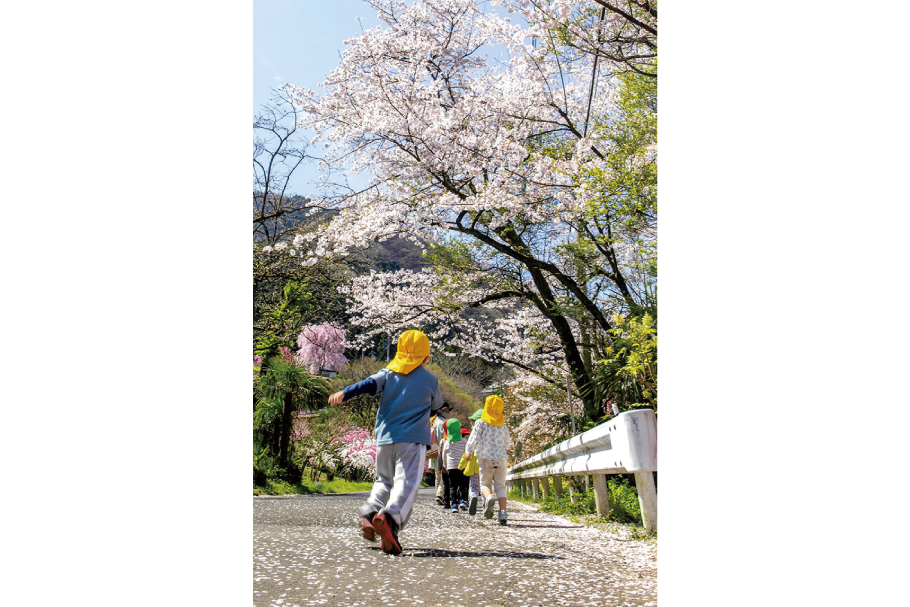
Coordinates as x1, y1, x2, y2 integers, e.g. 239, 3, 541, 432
606, 477, 644, 525
254, 280, 312, 360
264, 478, 298, 495
596, 312, 657, 413
586, 65, 657, 229
510, 477, 643, 526
253, 443, 276, 486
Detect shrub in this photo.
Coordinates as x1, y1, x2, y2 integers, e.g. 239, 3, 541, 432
253, 445, 278, 485
606, 478, 642, 524
265, 478, 298, 495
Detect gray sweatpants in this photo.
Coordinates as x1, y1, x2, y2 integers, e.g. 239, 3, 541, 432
360, 442, 427, 530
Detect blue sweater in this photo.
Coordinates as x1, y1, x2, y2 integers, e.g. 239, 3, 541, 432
342, 366, 444, 445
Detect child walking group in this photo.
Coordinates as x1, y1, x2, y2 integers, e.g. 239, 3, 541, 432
327, 329, 512, 555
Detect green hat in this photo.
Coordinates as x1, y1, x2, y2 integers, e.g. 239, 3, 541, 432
446, 418, 462, 440
469, 409, 483, 421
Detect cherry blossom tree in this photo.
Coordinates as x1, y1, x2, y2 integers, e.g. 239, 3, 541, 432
503, 370, 575, 457
296, 322, 350, 374
282, 0, 656, 420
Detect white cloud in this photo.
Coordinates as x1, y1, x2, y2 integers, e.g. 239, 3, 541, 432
253, 46, 275, 68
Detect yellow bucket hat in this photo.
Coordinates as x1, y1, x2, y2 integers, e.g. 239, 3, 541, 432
481, 394, 504, 426
386, 330, 430, 375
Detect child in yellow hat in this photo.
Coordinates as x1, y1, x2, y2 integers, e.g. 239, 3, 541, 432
464, 395, 512, 525
328, 330, 444, 553
465, 409, 483, 515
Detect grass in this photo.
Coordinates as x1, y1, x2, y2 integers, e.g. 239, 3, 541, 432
254, 477, 375, 496
254, 471, 434, 496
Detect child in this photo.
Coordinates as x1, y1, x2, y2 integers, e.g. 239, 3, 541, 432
459, 426, 474, 511
328, 330, 444, 554
464, 395, 512, 525
436, 416, 455, 508
429, 405, 451, 505
438, 417, 469, 513
465, 409, 483, 515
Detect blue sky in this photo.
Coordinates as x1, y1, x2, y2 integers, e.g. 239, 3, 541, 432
254, 1, 382, 195
253, 0, 383, 113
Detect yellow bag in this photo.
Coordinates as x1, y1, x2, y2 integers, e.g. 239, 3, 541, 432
466, 457, 480, 476
459, 454, 479, 476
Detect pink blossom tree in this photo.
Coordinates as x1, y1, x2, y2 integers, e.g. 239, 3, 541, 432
332, 428, 378, 481
296, 322, 350, 375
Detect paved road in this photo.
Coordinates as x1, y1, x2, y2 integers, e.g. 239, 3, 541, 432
254, 487, 657, 607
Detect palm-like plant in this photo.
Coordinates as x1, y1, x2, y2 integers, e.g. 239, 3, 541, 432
254, 356, 329, 474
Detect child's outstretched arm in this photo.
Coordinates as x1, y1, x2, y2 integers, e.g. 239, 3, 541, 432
328, 371, 387, 406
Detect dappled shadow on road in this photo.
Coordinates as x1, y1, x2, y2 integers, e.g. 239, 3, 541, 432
499, 518, 585, 529
503, 523, 585, 529
367, 547, 562, 559
265, 492, 372, 500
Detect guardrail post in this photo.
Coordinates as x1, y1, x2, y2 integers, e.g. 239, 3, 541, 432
634, 471, 657, 531
568, 477, 578, 503
553, 475, 563, 498
541, 477, 550, 500
593, 474, 610, 517
531, 478, 540, 501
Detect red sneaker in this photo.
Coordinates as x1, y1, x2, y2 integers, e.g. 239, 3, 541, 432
361, 514, 377, 542
371, 512, 402, 555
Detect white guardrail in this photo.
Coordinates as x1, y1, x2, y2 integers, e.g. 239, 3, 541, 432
506, 409, 658, 530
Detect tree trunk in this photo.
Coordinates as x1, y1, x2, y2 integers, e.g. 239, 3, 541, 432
278, 390, 294, 469
525, 265, 599, 418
